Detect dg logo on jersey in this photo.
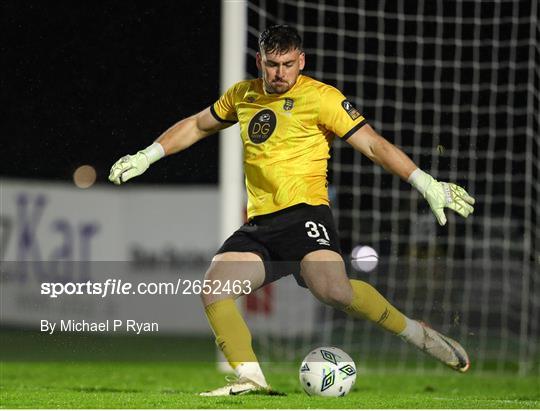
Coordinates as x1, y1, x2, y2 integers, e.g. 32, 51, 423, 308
248, 109, 277, 144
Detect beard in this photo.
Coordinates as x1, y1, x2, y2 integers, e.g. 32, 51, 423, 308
264, 78, 293, 94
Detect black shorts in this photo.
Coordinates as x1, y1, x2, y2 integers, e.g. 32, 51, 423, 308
216, 203, 342, 288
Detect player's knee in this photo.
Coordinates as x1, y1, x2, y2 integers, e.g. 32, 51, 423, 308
326, 286, 353, 308
312, 282, 353, 309
200, 264, 224, 306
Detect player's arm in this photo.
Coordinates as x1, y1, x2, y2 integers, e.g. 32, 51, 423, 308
155, 107, 229, 154
108, 107, 229, 185
346, 124, 475, 225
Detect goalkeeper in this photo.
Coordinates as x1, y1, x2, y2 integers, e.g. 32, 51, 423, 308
109, 25, 475, 396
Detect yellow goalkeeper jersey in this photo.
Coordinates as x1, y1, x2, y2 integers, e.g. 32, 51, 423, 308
211, 74, 366, 219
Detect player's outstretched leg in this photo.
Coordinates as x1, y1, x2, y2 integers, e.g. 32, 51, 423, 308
344, 280, 470, 372
199, 252, 271, 396
300, 250, 470, 373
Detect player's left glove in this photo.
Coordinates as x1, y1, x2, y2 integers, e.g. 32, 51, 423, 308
408, 169, 475, 226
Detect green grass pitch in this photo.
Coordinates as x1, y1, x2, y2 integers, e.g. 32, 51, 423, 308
1, 332, 538, 408
1, 361, 539, 409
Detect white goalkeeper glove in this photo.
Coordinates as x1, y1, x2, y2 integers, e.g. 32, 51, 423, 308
108, 142, 165, 185
408, 169, 475, 226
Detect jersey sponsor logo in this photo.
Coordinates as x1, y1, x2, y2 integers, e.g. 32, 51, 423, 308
283, 97, 294, 111
248, 109, 277, 144
341, 99, 361, 120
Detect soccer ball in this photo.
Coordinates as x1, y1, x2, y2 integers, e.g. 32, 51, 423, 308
299, 346, 357, 397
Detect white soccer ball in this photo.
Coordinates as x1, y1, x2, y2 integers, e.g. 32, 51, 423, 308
351, 245, 378, 272
299, 346, 357, 397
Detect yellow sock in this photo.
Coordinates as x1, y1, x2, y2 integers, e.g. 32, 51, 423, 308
204, 299, 258, 368
343, 279, 406, 334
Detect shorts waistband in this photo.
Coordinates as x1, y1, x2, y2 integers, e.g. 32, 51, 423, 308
249, 203, 321, 224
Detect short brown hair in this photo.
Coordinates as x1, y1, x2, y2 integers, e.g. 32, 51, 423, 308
258, 25, 303, 54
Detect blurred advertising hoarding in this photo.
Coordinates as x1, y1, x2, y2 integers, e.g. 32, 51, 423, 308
0, 179, 316, 336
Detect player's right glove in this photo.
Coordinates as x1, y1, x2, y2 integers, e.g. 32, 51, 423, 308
408, 169, 475, 226
108, 142, 165, 185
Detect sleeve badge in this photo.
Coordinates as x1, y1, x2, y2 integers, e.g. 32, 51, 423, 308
341, 99, 361, 120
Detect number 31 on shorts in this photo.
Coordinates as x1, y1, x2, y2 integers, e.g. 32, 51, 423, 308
305, 221, 330, 241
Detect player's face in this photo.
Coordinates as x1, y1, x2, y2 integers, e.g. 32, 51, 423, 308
256, 48, 305, 94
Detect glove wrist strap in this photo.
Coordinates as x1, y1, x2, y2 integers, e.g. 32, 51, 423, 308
141, 142, 165, 165
408, 168, 434, 196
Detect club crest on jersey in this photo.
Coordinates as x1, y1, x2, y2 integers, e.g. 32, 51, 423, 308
283, 98, 294, 111
248, 109, 277, 144
341, 99, 361, 120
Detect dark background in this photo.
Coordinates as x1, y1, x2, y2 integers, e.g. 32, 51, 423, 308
3, 1, 221, 184
2, 1, 536, 247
